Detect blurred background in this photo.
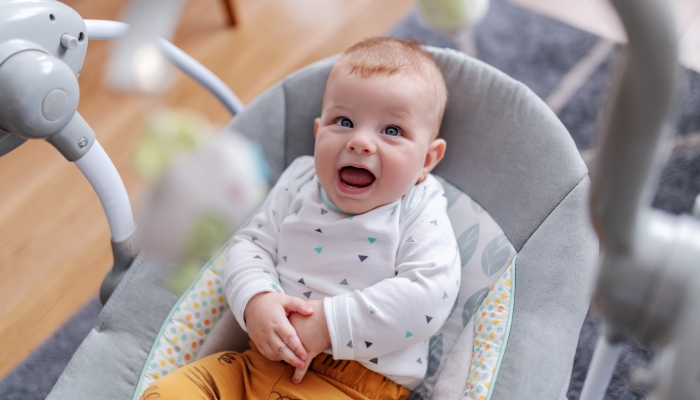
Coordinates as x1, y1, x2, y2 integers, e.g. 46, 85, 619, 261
0, 0, 698, 398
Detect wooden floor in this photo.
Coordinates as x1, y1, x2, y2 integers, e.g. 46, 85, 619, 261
0, 0, 413, 379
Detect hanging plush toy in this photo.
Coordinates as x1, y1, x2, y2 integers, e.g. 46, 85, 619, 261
416, 0, 489, 32
133, 109, 269, 291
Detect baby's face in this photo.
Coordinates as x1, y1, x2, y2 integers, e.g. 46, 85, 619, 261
314, 68, 444, 215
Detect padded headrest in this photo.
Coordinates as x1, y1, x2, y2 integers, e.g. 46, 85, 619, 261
229, 47, 587, 250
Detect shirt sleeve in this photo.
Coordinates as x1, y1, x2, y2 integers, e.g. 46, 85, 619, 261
224, 156, 314, 332
324, 177, 462, 360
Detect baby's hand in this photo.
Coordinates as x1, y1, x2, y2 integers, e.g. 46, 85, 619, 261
244, 292, 314, 369
288, 299, 331, 384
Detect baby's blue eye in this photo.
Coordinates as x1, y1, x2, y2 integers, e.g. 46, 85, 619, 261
336, 118, 353, 128
384, 126, 401, 136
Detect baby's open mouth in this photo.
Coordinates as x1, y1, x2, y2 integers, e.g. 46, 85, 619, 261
339, 166, 375, 188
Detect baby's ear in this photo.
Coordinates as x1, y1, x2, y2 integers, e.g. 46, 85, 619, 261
419, 138, 446, 183
314, 118, 320, 138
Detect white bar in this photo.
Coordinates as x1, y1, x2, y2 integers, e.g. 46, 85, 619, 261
85, 20, 243, 116
157, 38, 244, 115
75, 140, 135, 242
84, 20, 129, 40
579, 334, 624, 400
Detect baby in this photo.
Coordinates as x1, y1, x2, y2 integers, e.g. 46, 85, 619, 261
142, 37, 460, 400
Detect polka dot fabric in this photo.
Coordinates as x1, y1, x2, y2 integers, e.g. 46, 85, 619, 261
136, 250, 229, 397
463, 261, 515, 400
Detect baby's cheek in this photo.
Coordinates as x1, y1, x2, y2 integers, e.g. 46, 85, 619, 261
383, 159, 422, 194
314, 150, 335, 186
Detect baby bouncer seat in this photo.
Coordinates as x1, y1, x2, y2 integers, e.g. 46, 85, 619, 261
47, 46, 597, 400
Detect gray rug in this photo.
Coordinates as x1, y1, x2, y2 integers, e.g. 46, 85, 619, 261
0, 298, 102, 399
2, 1, 698, 398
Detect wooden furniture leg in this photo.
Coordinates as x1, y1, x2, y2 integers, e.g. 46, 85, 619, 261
220, 0, 238, 26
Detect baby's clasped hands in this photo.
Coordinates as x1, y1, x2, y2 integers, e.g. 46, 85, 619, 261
288, 299, 331, 384
244, 292, 314, 370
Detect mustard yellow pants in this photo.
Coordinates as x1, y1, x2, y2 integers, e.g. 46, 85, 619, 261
140, 343, 411, 400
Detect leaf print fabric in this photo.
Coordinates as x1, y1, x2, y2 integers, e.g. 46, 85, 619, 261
458, 224, 480, 267
482, 235, 511, 277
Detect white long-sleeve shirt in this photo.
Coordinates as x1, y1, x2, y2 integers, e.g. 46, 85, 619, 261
223, 156, 460, 389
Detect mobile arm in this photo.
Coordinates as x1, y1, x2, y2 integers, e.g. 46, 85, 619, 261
0, 0, 138, 304
84, 20, 244, 115
0, 0, 242, 305
581, 0, 700, 399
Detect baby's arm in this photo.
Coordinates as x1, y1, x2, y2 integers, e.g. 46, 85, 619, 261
325, 183, 461, 361
224, 157, 317, 367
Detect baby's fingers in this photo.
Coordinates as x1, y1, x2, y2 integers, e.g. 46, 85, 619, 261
276, 324, 307, 362
292, 357, 313, 384
272, 330, 306, 368
282, 296, 314, 316
275, 343, 305, 369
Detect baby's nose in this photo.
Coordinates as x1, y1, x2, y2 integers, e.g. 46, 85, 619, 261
347, 131, 375, 154
348, 144, 371, 154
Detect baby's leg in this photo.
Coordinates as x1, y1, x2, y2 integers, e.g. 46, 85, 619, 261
268, 354, 411, 400
140, 347, 410, 399
139, 349, 287, 399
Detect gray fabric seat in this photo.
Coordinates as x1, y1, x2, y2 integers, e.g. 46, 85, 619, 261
48, 47, 597, 400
